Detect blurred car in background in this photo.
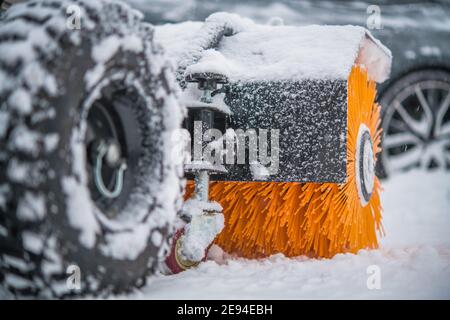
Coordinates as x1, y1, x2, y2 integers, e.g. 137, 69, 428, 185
128, 0, 450, 177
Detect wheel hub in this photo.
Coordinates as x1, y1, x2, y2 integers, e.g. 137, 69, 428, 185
355, 124, 375, 207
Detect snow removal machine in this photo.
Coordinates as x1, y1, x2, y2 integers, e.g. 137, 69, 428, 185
0, 0, 391, 297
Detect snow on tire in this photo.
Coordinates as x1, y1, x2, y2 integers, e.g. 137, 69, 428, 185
0, 0, 184, 297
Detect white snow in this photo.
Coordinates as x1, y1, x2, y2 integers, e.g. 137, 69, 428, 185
8, 88, 32, 115
41, 236, 64, 276
123, 169, 450, 299
7, 158, 30, 183
122, 34, 144, 53
92, 35, 122, 63
86, 34, 144, 89
62, 176, 100, 249
0, 225, 7, 237
85, 64, 106, 90
216, 23, 390, 83
2, 255, 31, 272
156, 13, 391, 83
153, 21, 203, 64
180, 199, 224, 262
22, 63, 58, 96
100, 224, 151, 260
22, 232, 44, 255
249, 161, 270, 180
8, 127, 59, 156
44, 133, 60, 152
3, 274, 33, 290
31, 108, 56, 125
381, 170, 450, 247
185, 49, 232, 78
151, 231, 163, 247
9, 126, 42, 156
16, 192, 46, 222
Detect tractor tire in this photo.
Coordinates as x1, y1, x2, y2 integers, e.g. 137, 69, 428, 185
0, 0, 184, 298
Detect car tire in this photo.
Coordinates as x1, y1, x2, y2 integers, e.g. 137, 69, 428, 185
377, 69, 450, 178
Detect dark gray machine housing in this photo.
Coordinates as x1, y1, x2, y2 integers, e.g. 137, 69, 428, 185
220, 79, 348, 183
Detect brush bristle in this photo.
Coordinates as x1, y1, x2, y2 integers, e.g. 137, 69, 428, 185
186, 65, 384, 259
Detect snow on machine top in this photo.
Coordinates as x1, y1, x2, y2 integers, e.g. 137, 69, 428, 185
155, 12, 392, 84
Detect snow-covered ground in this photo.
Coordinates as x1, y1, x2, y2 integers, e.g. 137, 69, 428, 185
123, 169, 450, 299
1, 169, 448, 299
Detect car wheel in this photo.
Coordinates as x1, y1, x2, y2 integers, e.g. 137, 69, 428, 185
378, 70, 450, 177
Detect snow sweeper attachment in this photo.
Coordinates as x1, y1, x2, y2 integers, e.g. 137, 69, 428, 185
159, 13, 392, 270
